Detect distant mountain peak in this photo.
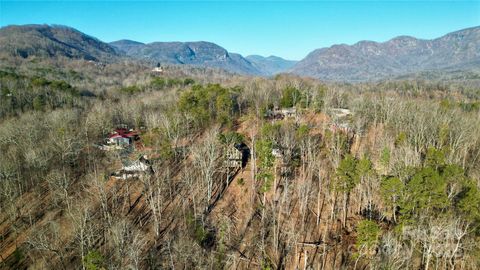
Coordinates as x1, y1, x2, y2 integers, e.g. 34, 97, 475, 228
110, 39, 262, 75
0, 24, 119, 61
291, 26, 480, 81
246, 55, 298, 75
111, 39, 145, 45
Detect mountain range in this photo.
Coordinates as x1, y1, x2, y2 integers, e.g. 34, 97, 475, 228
1, 24, 479, 81
109, 40, 267, 75
291, 26, 480, 81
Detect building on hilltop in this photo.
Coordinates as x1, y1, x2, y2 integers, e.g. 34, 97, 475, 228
152, 62, 164, 73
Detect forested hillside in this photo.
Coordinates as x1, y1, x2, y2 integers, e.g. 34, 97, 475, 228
0, 25, 120, 62
0, 51, 479, 270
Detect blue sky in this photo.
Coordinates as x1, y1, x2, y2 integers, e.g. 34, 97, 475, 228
1, 1, 479, 60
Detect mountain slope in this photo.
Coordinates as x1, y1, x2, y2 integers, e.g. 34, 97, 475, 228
110, 40, 263, 75
0, 24, 120, 61
109, 39, 145, 55
246, 55, 297, 75
291, 26, 480, 81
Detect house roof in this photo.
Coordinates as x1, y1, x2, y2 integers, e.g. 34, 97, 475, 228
108, 128, 138, 139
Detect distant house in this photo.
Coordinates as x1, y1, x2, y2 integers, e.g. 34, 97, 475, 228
112, 156, 154, 180
265, 107, 298, 120
123, 156, 153, 172
224, 143, 250, 169
271, 146, 294, 177
225, 146, 243, 168
87, 60, 105, 68
279, 107, 297, 118
329, 108, 352, 119
107, 128, 139, 147
152, 67, 164, 73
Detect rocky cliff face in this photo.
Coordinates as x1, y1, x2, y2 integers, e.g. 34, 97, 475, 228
110, 40, 263, 75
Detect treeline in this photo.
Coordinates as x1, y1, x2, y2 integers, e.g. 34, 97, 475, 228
118, 77, 196, 95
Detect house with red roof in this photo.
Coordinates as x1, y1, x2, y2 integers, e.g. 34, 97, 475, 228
107, 128, 139, 147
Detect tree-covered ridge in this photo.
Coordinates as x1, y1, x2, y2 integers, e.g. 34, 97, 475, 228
178, 84, 242, 127
0, 24, 120, 61
0, 70, 86, 119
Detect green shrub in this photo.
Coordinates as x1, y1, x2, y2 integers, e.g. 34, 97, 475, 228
356, 220, 381, 251
119, 85, 142, 95
186, 213, 215, 248
83, 250, 105, 270
280, 86, 301, 108
237, 178, 245, 186
219, 131, 244, 145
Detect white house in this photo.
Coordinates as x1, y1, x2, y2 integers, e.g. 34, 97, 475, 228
112, 156, 154, 180
330, 108, 352, 118
152, 67, 164, 73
